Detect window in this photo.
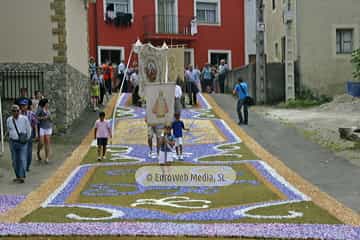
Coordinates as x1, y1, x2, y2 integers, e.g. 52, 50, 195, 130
184, 49, 195, 68
106, 0, 130, 14
272, 0, 276, 10
196, 1, 219, 24
98, 46, 125, 65
336, 29, 353, 54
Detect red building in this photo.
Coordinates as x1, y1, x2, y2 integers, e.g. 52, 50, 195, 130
88, 0, 245, 69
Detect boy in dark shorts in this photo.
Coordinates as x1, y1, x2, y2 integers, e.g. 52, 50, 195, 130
159, 126, 175, 165
172, 113, 189, 160
94, 112, 112, 161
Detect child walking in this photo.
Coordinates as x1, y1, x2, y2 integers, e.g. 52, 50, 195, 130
94, 112, 112, 161
91, 80, 100, 111
159, 126, 175, 166
171, 113, 189, 160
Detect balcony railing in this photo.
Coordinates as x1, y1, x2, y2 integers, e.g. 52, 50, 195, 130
143, 15, 195, 37
0, 71, 44, 100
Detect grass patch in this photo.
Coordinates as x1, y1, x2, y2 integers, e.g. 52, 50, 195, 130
233, 201, 341, 224
116, 113, 135, 119
21, 207, 112, 223
76, 164, 279, 214
348, 141, 360, 150
117, 107, 132, 112
202, 143, 260, 160
277, 87, 332, 109
21, 162, 341, 225
195, 109, 219, 119
21, 156, 341, 225
116, 107, 135, 119
81, 147, 135, 164
22, 163, 284, 221
22, 201, 340, 225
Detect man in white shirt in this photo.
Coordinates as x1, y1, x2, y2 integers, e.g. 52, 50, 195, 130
7, 105, 32, 183
175, 80, 183, 114
117, 60, 126, 92
218, 59, 229, 93
193, 66, 201, 92
131, 69, 141, 106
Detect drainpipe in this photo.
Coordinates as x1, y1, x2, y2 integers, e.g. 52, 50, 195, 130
94, 1, 99, 64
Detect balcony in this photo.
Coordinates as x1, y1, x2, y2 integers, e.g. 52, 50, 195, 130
143, 15, 197, 42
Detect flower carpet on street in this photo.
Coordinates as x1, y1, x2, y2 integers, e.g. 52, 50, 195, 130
0, 195, 26, 214
1, 94, 359, 239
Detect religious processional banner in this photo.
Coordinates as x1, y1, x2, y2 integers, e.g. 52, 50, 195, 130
138, 43, 168, 96
144, 83, 175, 126
167, 48, 184, 82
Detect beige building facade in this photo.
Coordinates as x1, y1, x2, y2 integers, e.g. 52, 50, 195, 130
0, 0, 55, 63
264, 0, 360, 97
0, 0, 91, 131
65, 0, 89, 75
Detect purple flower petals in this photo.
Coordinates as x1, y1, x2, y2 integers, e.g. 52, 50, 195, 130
0, 195, 26, 214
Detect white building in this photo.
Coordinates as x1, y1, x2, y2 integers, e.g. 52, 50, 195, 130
264, 0, 360, 97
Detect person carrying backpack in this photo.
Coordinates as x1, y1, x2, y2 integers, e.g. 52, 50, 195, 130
233, 77, 249, 125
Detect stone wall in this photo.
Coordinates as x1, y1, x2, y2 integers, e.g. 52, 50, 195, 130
63, 64, 90, 131
225, 64, 257, 102
0, 63, 90, 133
225, 63, 286, 104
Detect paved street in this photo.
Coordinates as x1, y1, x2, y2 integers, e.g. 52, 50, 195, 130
0, 93, 359, 240
211, 93, 360, 213
0, 108, 99, 195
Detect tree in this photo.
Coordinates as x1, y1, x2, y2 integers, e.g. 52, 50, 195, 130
351, 48, 360, 81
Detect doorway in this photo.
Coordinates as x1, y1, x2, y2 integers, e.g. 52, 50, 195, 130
209, 50, 232, 68
184, 48, 194, 68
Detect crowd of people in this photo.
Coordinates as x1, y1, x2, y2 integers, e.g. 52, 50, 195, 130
185, 59, 229, 94
89, 57, 141, 111
4, 57, 247, 183
6, 88, 52, 184
89, 56, 230, 110
90, 57, 249, 167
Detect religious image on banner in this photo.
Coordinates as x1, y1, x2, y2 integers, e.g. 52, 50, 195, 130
152, 90, 169, 118
145, 83, 175, 126
167, 48, 184, 82
139, 43, 167, 85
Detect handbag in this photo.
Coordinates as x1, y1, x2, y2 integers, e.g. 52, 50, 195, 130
239, 83, 254, 106
12, 118, 28, 144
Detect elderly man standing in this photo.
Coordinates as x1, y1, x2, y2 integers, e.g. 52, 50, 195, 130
218, 59, 229, 93
185, 65, 199, 105
7, 105, 32, 183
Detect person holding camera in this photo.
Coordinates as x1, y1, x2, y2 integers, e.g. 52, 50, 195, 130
7, 105, 32, 183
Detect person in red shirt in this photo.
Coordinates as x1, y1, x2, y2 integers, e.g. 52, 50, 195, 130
102, 62, 112, 95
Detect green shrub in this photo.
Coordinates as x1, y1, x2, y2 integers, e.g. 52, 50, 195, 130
278, 86, 332, 109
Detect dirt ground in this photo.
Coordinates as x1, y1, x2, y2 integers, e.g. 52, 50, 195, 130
253, 94, 360, 167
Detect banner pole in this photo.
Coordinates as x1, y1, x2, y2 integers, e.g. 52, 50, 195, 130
111, 47, 134, 137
